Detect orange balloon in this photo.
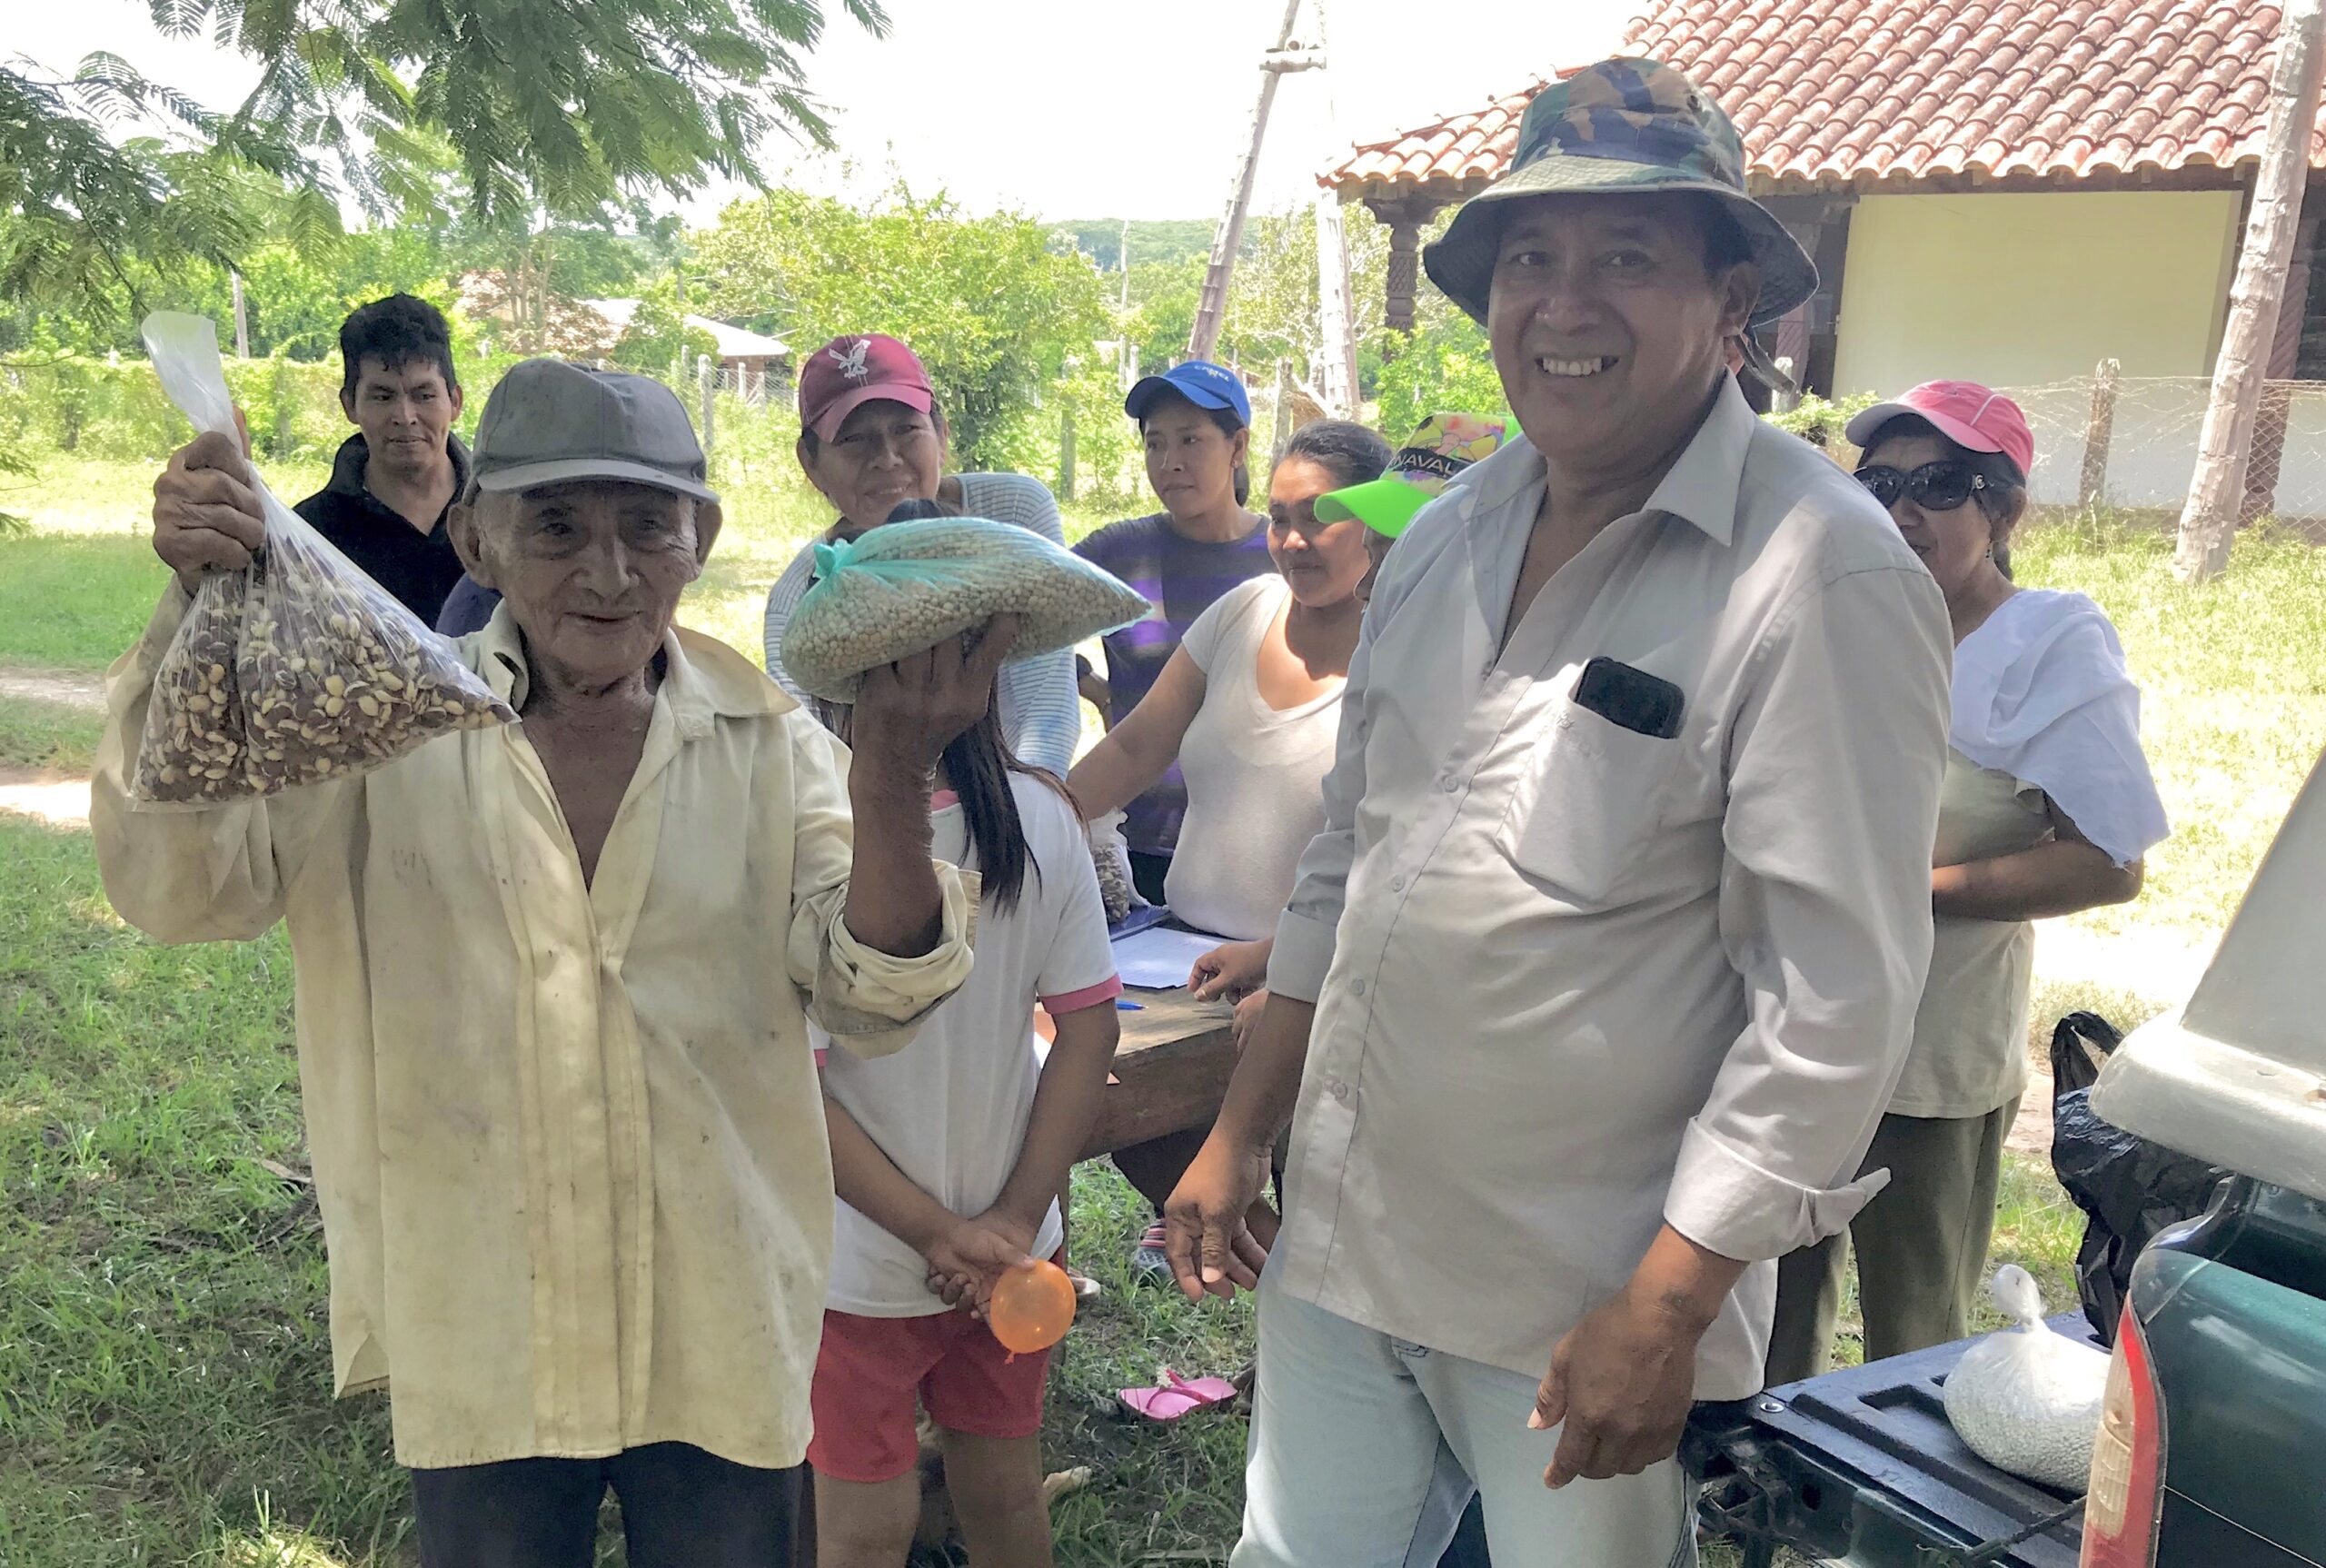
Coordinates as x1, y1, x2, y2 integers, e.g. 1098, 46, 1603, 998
989, 1258, 1077, 1355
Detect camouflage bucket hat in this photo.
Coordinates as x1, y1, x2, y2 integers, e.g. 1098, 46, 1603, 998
1421, 58, 1817, 330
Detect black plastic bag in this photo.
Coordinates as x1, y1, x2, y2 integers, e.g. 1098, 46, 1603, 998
2048, 1012, 2226, 1345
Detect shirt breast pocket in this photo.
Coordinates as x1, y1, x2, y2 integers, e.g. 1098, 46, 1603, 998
1494, 700, 1681, 905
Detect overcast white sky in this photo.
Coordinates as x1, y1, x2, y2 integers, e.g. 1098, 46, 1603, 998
15, 0, 1640, 223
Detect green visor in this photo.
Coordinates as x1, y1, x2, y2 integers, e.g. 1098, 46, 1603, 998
1316, 412, 1511, 539
1316, 476, 1435, 538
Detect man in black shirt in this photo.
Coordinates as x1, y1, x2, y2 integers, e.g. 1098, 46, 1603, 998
294, 294, 471, 626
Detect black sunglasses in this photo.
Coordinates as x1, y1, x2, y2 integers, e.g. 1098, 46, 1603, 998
1854, 459, 1988, 512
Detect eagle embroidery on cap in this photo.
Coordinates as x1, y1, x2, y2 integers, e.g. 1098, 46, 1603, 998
830, 337, 872, 382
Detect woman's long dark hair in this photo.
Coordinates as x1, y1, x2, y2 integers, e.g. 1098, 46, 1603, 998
814, 498, 1077, 913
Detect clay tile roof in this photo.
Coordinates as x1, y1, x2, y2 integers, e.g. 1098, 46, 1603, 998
1322, 0, 2320, 202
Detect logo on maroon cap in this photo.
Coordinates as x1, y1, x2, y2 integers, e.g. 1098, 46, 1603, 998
798, 332, 936, 442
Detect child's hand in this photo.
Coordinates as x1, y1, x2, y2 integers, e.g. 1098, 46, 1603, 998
1189, 938, 1271, 1001
923, 1211, 1037, 1315
1230, 988, 1269, 1054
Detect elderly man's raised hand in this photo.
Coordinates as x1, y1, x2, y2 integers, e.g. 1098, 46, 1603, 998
850, 614, 1020, 786
152, 416, 262, 594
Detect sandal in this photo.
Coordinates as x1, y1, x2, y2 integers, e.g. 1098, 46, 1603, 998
1130, 1219, 1172, 1281
1116, 1367, 1239, 1423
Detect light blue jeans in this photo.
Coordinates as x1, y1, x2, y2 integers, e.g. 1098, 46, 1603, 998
1231, 1270, 1697, 1568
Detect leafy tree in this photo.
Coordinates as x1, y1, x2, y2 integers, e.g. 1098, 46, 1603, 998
1049, 218, 1218, 273
610, 275, 719, 380
689, 184, 1113, 470
1122, 255, 1206, 377
3, 0, 885, 521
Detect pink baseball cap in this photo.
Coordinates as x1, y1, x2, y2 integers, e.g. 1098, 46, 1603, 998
798, 333, 935, 442
1846, 381, 2034, 480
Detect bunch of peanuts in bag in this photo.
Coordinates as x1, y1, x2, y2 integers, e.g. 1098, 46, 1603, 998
137, 533, 513, 802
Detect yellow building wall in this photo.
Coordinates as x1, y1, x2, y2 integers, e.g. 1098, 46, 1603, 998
1831, 191, 2243, 397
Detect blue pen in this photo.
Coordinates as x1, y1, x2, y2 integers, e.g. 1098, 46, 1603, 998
1117, 998, 1145, 1011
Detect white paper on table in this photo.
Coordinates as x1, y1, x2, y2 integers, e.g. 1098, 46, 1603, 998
1110, 923, 1231, 990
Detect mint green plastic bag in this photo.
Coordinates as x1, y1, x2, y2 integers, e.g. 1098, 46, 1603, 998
780, 517, 1148, 704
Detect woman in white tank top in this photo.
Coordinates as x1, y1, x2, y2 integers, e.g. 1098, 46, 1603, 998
1068, 421, 1392, 1252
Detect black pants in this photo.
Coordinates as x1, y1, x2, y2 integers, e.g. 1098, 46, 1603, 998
411, 1442, 801, 1568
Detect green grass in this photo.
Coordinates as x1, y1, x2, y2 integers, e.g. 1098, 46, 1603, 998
2015, 514, 2326, 945
0, 698, 103, 775
0, 814, 405, 1566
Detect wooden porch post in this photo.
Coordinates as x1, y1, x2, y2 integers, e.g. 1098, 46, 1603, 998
1366, 196, 1446, 336
1759, 193, 1857, 398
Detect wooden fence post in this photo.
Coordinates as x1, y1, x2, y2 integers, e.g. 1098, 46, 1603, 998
1058, 407, 1077, 502
697, 354, 715, 461
2079, 358, 2121, 510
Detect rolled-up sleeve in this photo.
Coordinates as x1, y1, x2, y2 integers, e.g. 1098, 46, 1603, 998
92, 586, 352, 945
780, 716, 978, 1055
1665, 561, 1952, 1262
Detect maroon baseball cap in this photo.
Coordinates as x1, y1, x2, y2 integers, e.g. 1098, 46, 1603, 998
1846, 381, 2035, 481
798, 333, 935, 443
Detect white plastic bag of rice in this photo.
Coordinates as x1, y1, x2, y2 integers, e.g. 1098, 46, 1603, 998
781, 517, 1149, 705
1942, 1265, 2110, 1490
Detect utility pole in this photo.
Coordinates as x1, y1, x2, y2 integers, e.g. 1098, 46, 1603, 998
2177, 0, 2326, 581
1187, 0, 1324, 362
1118, 217, 1134, 392
1308, 1, 1358, 416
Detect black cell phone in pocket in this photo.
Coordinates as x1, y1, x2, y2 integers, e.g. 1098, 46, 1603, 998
1571, 656, 1685, 739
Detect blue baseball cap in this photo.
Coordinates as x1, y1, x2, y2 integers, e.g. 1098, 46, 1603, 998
1124, 360, 1252, 426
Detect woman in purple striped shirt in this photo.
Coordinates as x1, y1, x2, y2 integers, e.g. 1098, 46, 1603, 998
1073, 361, 1277, 905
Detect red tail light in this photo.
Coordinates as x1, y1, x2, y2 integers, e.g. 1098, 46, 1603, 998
2081, 1305, 2165, 1568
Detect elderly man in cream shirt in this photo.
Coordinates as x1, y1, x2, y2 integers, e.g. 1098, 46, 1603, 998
100, 359, 1014, 1566
1166, 59, 1953, 1567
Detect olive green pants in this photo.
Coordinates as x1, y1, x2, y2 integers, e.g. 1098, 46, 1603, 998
1764, 1098, 2020, 1387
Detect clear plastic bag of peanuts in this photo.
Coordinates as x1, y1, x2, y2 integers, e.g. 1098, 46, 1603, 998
130, 312, 515, 806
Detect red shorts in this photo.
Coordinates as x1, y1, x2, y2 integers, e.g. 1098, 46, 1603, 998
808, 1297, 1055, 1484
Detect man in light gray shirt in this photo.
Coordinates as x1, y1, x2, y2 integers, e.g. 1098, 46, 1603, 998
1167, 59, 1953, 1566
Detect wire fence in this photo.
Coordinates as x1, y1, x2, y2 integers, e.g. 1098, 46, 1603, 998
1994, 369, 2326, 538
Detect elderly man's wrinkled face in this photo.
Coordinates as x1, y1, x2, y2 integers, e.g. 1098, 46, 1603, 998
461, 480, 717, 687
1486, 193, 1757, 477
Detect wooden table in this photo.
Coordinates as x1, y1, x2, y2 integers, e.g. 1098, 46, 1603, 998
1076, 986, 1239, 1161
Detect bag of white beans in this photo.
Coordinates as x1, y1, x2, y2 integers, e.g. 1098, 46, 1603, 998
780, 516, 1148, 705
131, 313, 515, 806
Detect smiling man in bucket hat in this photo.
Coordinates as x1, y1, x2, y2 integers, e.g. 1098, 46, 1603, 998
1166, 58, 1953, 1565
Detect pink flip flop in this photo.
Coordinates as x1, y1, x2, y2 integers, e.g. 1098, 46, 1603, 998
1116, 1367, 1239, 1423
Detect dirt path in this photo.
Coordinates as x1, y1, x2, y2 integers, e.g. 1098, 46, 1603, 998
0, 667, 102, 827
0, 667, 104, 711
0, 769, 92, 828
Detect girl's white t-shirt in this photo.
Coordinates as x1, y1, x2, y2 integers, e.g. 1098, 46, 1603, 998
1164, 576, 1347, 940
817, 773, 1120, 1316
